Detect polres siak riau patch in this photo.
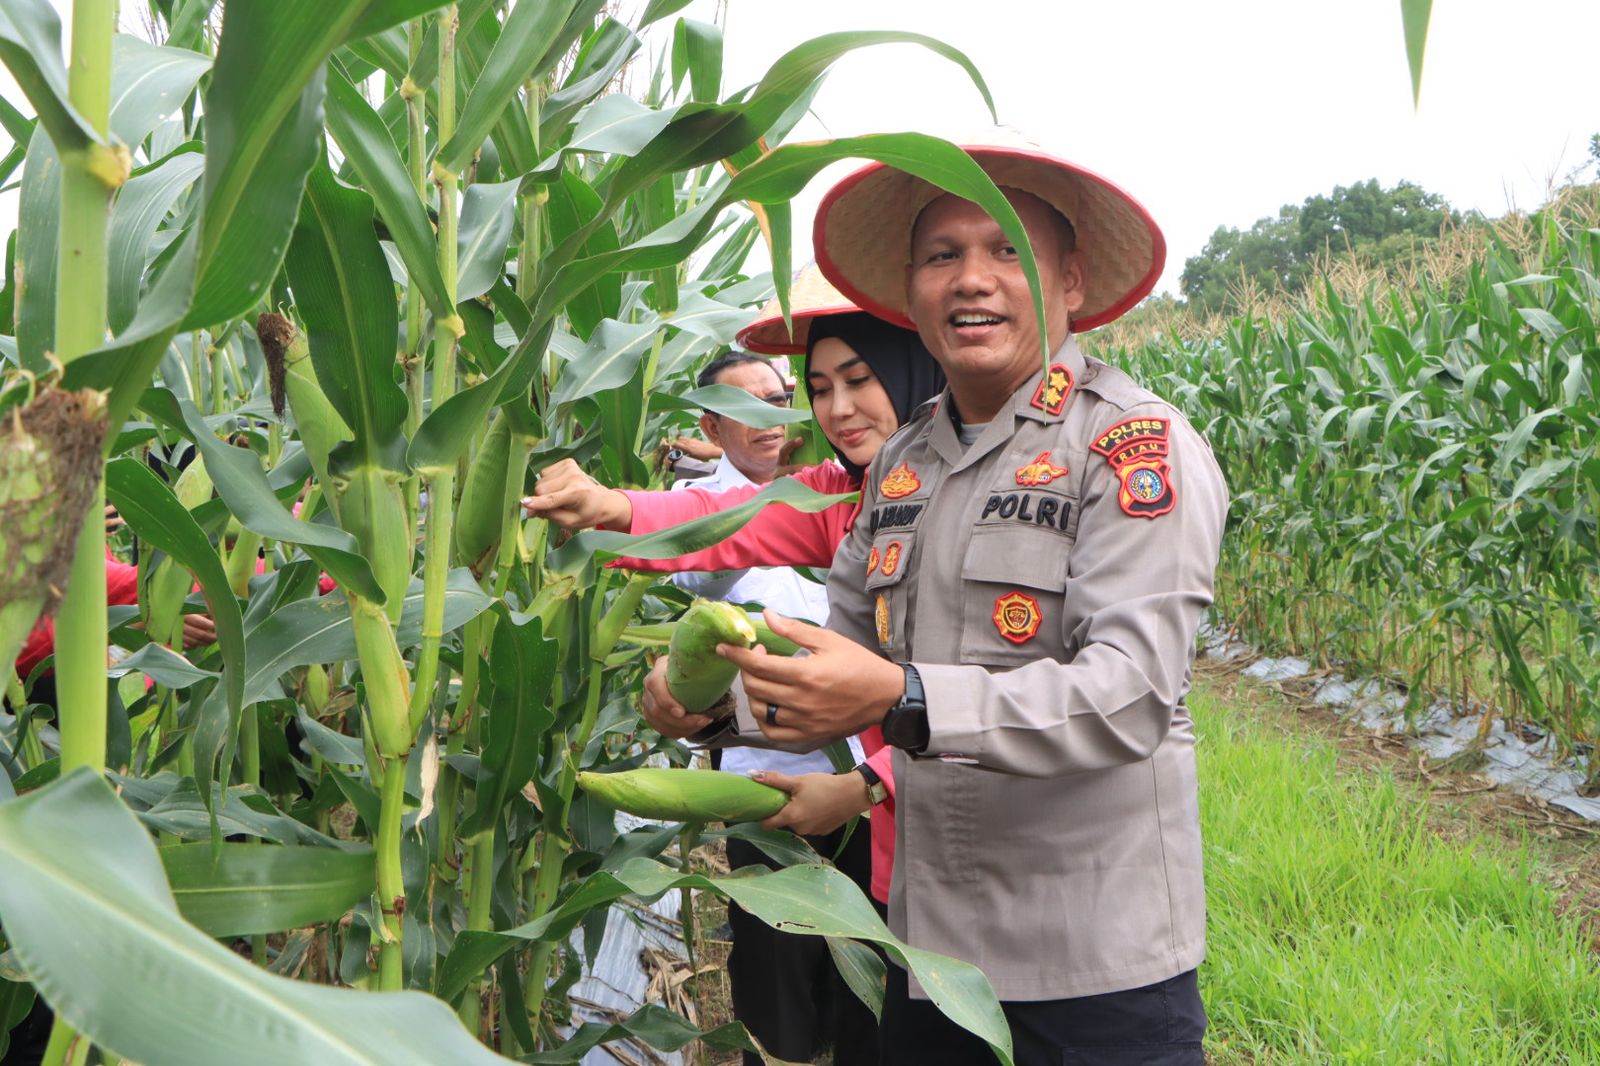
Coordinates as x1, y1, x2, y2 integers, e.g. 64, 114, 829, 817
1014, 450, 1069, 487
879, 462, 921, 499
875, 593, 891, 648
1090, 417, 1169, 460
992, 591, 1042, 644
1117, 458, 1175, 518
1030, 364, 1074, 417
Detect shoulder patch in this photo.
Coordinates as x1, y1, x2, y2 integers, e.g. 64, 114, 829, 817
1029, 363, 1074, 416
1092, 414, 1175, 519
1089, 417, 1169, 459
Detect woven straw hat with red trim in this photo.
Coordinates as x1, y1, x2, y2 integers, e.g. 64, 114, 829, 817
812, 127, 1166, 333
736, 265, 859, 355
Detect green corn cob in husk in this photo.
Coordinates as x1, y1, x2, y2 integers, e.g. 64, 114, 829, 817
666, 599, 757, 716
1, 387, 108, 677
576, 767, 786, 823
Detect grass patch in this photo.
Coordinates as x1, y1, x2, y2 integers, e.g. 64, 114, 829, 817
1195, 676, 1600, 1065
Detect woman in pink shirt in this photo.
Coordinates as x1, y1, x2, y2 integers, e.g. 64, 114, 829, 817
525, 295, 943, 907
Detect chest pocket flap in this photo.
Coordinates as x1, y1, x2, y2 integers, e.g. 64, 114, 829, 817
959, 525, 1068, 665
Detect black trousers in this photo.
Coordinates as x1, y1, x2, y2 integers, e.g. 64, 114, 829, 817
724, 823, 878, 1066
880, 963, 1206, 1066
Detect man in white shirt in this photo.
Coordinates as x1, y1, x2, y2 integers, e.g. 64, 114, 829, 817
672, 352, 872, 1066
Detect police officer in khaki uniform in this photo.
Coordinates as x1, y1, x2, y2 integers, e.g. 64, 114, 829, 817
647, 129, 1229, 1065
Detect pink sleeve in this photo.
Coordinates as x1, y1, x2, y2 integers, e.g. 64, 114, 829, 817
861, 725, 896, 801
611, 463, 858, 573
16, 554, 139, 678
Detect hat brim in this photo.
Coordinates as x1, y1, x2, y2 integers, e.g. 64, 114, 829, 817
736, 302, 861, 354
813, 146, 1166, 333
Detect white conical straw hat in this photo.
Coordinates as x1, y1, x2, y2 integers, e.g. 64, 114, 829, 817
736, 264, 860, 354
812, 127, 1165, 333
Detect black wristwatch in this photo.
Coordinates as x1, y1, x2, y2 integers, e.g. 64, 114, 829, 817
854, 762, 889, 806
880, 663, 929, 753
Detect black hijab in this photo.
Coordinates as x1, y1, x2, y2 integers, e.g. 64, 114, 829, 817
803, 312, 946, 481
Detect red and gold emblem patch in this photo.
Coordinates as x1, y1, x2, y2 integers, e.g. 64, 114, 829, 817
874, 593, 891, 647
866, 546, 881, 576
1030, 364, 1074, 416
1090, 417, 1169, 459
1093, 416, 1176, 518
879, 463, 921, 499
992, 591, 1042, 644
1014, 450, 1070, 487
879, 541, 903, 577
1117, 458, 1175, 519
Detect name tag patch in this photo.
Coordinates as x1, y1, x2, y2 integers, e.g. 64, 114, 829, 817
869, 501, 925, 534
981, 491, 1069, 529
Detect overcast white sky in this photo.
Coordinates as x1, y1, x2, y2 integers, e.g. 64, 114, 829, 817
5, 0, 1597, 298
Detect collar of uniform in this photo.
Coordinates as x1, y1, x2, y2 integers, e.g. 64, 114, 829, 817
928, 336, 1090, 472
1016, 334, 1089, 425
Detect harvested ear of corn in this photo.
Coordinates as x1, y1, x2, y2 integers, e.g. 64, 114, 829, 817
666, 599, 757, 716
576, 767, 786, 823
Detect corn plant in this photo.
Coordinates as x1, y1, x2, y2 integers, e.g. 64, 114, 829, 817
1099, 192, 1600, 788
0, 1, 1053, 1062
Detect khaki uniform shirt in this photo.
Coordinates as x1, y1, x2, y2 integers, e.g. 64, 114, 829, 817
825, 335, 1228, 1002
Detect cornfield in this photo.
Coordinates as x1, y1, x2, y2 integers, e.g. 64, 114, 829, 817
0, 1, 1039, 1062
1096, 189, 1600, 788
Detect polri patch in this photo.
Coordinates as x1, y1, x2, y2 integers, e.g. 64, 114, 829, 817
875, 594, 891, 648
879, 462, 921, 499
1117, 458, 1175, 519
880, 541, 904, 577
866, 545, 881, 576
992, 591, 1042, 644
1015, 450, 1069, 487
1030, 364, 1074, 416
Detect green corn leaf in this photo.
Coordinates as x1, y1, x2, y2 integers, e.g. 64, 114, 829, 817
0, 0, 97, 152
456, 178, 520, 302
435, 0, 579, 176
108, 643, 218, 690
539, 19, 642, 146
14, 127, 59, 371
323, 63, 451, 319
106, 148, 204, 334
285, 155, 409, 460
437, 858, 1013, 1064
546, 478, 856, 574
0, 769, 515, 1066
567, 95, 680, 156
826, 936, 887, 1019
159, 842, 375, 938
672, 18, 723, 104
550, 318, 662, 407
173, 397, 384, 603
1400, 0, 1433, 106
108, 34, 210, 147
671, 383, 812, 428
458, 612, 559, 838
520, 1003, 774, 1064
103, 455, 246, 775
241, 570, 493, 705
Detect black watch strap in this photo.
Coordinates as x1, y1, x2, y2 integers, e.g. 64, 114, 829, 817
883, 663, 929, 753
